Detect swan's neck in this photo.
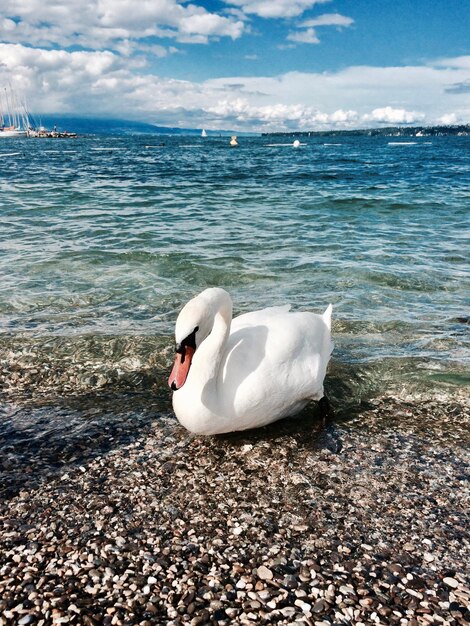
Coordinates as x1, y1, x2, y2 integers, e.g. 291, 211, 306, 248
193, 296, 232, 385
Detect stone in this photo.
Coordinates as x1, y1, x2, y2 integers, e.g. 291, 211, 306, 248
256, 566, 273, 581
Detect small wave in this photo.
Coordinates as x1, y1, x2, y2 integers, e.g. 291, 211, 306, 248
265, 143, 306, 147
0, 152, 20, 157
387, 142, 417, 146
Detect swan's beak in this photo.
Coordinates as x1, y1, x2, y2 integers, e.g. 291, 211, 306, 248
168, 346, 195, 391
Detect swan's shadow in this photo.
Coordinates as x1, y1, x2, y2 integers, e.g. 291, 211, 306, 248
213, 394, 343, 454
209, 360, 377, 453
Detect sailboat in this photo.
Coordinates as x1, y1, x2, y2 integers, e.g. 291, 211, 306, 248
0, 86, 31, 138
201, 128, 207, 137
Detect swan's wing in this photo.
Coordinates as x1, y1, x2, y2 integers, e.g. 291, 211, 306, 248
221, 308, 332, 425
232, 304, 291, 330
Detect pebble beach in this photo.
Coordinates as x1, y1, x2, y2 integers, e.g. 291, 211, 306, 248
1, 392, 469, 626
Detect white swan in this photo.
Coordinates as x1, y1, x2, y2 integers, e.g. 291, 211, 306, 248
168, 288, 333, 435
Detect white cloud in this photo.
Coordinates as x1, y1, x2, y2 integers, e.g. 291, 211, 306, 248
301, 13, 354, 27
204, 99, 361, 130
206, 99, 306, 124
0, 0, 244, 50
330, 109, 358, 123
363, 106, 425, 125
223, 0, 331, 19
288, 12, 353, 45
287, 28, 320, 44
1, 18, 16, 32
204, 62, 470, 129
432, 55, 470, 70
1, 44, 469, 132
437, 113, 458, 125
130, 43, 180, 58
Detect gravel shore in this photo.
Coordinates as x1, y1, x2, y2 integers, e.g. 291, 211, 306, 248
1, 394, 469, 626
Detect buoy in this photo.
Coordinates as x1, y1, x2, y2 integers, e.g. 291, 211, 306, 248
230, 136, 238, 147
293, 139, 300, 148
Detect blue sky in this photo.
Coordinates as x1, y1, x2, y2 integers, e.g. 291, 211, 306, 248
0, 0, 469, 131
157, 0, 468, 80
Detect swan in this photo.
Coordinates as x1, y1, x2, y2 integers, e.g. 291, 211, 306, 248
168, 288, 333, 435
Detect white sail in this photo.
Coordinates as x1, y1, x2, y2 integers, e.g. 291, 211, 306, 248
0, 85, 31, 138
201, 128, 207, 137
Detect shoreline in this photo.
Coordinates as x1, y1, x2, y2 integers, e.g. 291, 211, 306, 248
1, 395, 469, 625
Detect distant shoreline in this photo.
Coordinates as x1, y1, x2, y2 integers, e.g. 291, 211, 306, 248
261, 124, 470, 137
19, 116, 470, 137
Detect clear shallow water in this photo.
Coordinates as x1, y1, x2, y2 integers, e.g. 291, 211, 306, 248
0, 134, 469, 412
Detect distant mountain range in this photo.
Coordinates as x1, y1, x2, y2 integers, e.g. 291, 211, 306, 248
32, 116, 203, 135
31, 116, 249, 136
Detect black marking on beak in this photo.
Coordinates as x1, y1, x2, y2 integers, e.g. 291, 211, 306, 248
175, 326, 199, 363
175, 342, 186, 363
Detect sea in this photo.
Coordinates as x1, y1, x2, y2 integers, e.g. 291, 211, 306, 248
0, 134, 469, 471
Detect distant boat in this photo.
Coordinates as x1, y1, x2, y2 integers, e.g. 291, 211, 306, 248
27, 125, 77, 139
230, 135, 238, 147
0, 86, 31, 138
201, 128, 207, 137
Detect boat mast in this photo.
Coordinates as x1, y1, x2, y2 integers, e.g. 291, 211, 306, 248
19, 95, 31, 131
0, 85, 32, 132
12, 88, 20, 128
4, 87, 13, 127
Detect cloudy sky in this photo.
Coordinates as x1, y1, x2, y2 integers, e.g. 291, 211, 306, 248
0, 0, 469, 131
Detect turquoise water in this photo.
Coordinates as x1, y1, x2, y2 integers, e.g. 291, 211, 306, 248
1, 135, 469, 409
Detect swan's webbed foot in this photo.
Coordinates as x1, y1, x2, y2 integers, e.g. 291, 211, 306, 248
317, 394, 342, 454
318, 393, 334, 423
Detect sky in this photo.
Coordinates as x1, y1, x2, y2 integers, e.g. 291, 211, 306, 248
0, 0, 469, 132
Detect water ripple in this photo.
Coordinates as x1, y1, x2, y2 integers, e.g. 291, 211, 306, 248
1, 135, 469, 399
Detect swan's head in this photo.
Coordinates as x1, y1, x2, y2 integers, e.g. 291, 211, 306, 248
168, 288, 231, 391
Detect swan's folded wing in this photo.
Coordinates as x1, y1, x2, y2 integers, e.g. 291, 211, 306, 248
232, 304, 291, 329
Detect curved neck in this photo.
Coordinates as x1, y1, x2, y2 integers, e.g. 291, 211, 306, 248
193, 293, 232, 385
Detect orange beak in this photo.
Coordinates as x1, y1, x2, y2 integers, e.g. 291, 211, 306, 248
168, 345, 195, 391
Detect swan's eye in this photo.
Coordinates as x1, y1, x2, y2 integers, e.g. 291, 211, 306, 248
175, 326, 199, 361
183, 327, 198, 350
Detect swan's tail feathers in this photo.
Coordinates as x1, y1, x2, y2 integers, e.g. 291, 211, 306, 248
322, 304, 334, 358
322, 304, 333, 331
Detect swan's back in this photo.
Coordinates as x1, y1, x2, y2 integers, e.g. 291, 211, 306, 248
218, 305, 333, 430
